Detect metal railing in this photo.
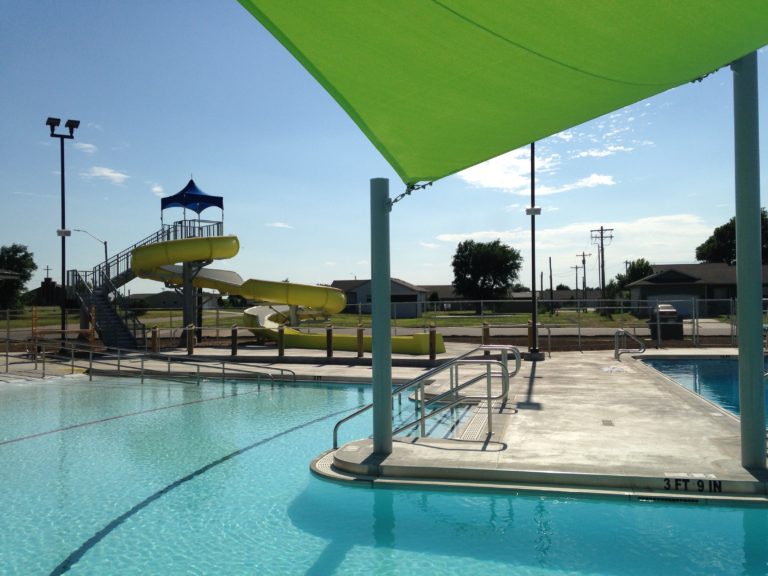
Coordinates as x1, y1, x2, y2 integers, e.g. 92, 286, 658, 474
333, 344, 521, 449
614, 329, 647, 360
2, 337, 295, 384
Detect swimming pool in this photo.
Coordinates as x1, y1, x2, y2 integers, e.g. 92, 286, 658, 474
643, 357, 768, 422
1, 375, 767, 575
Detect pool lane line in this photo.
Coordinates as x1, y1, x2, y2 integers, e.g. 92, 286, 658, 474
48, 403, 364, 576
0, 387, 262, 448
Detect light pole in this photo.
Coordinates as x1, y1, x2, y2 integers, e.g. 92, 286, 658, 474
525, 142, 541, 357
74, 229, 109, 280
47, 117, 80, 334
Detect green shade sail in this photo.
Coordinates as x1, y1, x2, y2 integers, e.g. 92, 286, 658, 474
238, 1, 768, 185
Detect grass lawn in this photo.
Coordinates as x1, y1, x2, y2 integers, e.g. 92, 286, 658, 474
4, 306, 645, 331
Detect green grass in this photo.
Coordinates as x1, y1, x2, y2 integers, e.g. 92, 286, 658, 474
303, 310, 643, 329
2, 306, 645, 332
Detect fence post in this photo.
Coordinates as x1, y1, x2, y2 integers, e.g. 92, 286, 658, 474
186, 324, 194, 355
151, 326, 159, 353
425, 325, 435, 361
278, 325, 285, 357
231, 325, 238, 356
326, 324, 333, 358
482, 322, 490, 356
356, 324, 364, 358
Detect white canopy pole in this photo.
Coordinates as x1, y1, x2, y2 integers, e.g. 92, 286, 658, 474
732, 51, 766, 470
371, 178, 393, 455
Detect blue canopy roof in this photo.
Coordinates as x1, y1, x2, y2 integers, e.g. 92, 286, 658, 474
161, 179, 223, 214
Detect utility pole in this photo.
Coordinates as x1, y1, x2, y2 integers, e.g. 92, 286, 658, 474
591, 226, 614, 299
576, 252, 591, 302
571, 265, 580, 302
548, 256, 553, 306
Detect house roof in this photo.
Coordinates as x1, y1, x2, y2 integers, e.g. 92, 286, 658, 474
627, 263, 768, 287
331, 278, 428, 293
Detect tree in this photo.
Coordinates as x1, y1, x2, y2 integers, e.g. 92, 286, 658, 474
695, 208, 768, 263
556, 283, 570, 290
0, 244, 37, 309
451, 239, 523, 307
613, 258, 653, 292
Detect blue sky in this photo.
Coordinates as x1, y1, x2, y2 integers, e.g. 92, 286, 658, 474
3, 1, 768, 297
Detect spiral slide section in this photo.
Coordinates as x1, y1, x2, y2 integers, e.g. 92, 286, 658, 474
131, 236, 445, 355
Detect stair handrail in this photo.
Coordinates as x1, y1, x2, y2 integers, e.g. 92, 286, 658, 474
5, 337, 296, 383
614, 328, 646, 360
333, 344, 521, 449
70, 219, 225, 294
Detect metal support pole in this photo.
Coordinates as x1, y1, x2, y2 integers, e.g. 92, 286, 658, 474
231, 325, 238, 356
732, 52, 766, 470
326, 325, 333, 358
357, 324, 364, 358
278, 325, 285, 357
186, 324, 194, 355
59, 136, 66, 336
371, 178, 393, 456
429, 325, 436, 361
486, 364, 493, 436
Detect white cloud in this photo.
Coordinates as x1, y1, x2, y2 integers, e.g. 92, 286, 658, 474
572, 145, 633, 158
419, 241, 441, 249
74, 142, 97, 154
456, 148, 560, 193
532, 174, 615, 197
324, 261, 337, 267
436, 228, 526, 244
81, 166, 129, 184
149, 183, 164, 197
267, 222, 292, 229
437, 214, 710, 283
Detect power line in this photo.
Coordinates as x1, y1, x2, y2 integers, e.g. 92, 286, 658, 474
590, 226, 614, 298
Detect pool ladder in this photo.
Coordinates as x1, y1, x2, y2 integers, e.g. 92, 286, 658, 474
333, 344, 521, 449
614, 328, 646, 360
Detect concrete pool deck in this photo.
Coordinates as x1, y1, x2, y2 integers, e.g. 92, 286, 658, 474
2, 343, 766, 502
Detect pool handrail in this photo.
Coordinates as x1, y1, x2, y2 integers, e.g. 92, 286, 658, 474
333, 344, 521, 449
2, 337, 296, 383
614, 328, 646, 360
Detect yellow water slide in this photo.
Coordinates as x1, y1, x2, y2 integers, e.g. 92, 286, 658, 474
131, 236, 445, 355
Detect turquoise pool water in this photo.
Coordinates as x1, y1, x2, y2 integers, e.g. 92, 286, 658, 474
1, 375, 767, 575
643, 357, 768, 423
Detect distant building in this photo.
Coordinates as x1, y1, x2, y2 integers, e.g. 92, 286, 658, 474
25, 277, 67, 306
330, 278, 429, 318
625, 263, 768, 316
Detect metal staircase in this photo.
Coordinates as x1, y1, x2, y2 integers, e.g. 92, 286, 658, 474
68, 220, 223, 349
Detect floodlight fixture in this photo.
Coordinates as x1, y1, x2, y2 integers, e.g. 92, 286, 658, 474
46, 117, 61, 135
65, 119, 80, 136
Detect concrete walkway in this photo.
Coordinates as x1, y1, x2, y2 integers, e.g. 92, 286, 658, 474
326, 347, 768, 502
3, 342, 766, 502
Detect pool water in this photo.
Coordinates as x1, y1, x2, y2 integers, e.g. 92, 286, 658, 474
643, 357, 768, 421
1, 376, 767, 575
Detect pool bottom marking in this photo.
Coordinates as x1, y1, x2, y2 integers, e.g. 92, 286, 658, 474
48, 403, 364, 576
0, 386, 261, 447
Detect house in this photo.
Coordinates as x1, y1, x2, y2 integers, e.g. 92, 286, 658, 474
330, 278, 429, 318
625, 263, 768, 316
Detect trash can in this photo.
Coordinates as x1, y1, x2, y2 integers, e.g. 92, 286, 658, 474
648, 303, 684, 340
